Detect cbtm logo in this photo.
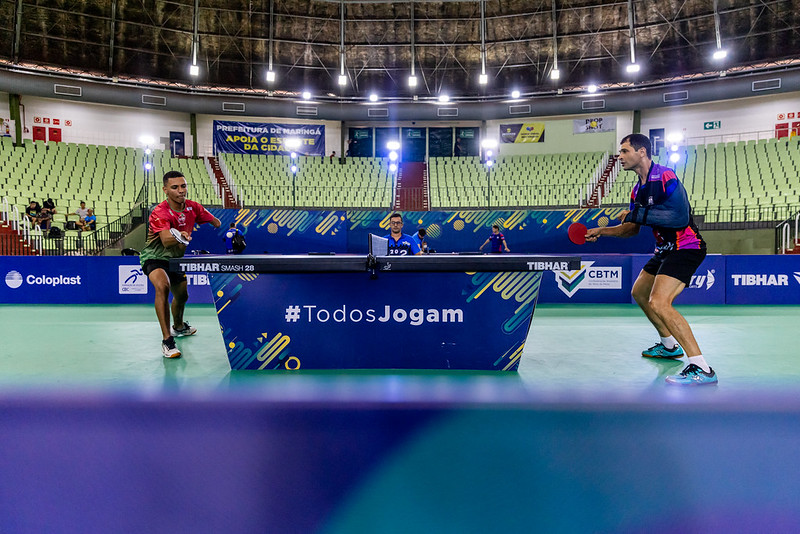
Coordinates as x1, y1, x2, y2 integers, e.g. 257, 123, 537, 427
688, 269, 715, 290
555, 261, 623, 298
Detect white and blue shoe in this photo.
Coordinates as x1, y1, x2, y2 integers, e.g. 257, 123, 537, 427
171, 321, 197, 337
642, 342, 684, 359
665, 364, 718, 386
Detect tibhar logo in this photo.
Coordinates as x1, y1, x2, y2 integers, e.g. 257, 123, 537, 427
555, 261, 623, 298
731, 274, 789, 286
689, 269, 715, 290
5, 271, 23, 289
119, 266, 148, 294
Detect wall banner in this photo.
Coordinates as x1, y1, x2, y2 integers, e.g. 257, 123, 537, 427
500, 123, 546, 143
213, 120, 325, 156
573, 116, 617, 134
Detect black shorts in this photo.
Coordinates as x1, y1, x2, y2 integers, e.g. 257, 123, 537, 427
642, 248, 706, 286
141, 259, 187, 285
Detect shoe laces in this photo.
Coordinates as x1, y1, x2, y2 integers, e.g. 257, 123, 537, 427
163, 337, 176, 349
681, 363, 704, 376
646, 343, 663, 351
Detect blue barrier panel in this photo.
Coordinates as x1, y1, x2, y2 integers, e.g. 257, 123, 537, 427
726, 255, 800, 304
538, 254, 633, 303
188, 208, 654, 256
630, 253, 726, 305
188, 209, 349, 255
0, 256, 213, 304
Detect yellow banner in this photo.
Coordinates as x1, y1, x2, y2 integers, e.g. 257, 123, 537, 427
500, 123, 546, 143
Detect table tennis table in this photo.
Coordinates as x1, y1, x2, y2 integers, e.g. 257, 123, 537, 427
171, 253, 580, 371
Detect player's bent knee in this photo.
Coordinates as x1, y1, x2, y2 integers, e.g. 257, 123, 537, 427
648, 296, 671, 315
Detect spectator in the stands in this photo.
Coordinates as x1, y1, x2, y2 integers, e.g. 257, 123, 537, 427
24, 200, 42, 226
74, 201, 89, 224
329, 150, 336, 163
77, 209, 96, 231
39, 197, 56, 230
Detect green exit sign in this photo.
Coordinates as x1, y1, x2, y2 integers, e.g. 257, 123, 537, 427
704, 121, 721, 130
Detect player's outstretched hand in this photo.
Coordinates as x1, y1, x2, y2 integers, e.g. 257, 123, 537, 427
585, 228, 602, 243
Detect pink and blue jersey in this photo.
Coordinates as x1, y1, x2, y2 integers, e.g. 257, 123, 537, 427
625, 162, 705, 254
487, 232, 507, 253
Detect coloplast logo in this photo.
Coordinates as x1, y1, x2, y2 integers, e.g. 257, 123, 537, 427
5, 270, 23, 289
4, 270, 80, 289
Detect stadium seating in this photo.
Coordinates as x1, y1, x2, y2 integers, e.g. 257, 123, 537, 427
603, 137, 800, 223
220, 153, 393, 209
0, 138, 221, 252
148, 149, 220, 208
428, 153, 607, 209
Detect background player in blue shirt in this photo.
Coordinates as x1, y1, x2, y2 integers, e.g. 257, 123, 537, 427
479, 225, 510, 253
383, 213, 421, 255
224, 222, 245, 254
411, 227, 428, 253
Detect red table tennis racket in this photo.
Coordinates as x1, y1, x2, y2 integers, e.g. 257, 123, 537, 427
567, 222, 588, 245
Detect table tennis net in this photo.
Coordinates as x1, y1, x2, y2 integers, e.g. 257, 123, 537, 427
369, 233, 389, 256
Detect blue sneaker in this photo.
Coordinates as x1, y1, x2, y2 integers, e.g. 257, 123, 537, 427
642, 342, 685, 359
665, 364, 718, 386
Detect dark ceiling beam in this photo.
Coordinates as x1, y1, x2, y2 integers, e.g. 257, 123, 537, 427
108, 0, 117, 76
12, 0, 23, 63
78, 21, 795, 76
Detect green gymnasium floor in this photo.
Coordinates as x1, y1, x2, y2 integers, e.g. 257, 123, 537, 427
1, 303, 798, 393
3, 302, 800, 533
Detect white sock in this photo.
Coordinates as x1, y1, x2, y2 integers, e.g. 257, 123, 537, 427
687, 355, 711, 373
660, 336, 678, 350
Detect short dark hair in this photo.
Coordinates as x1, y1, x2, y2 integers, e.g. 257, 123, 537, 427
163, 170, 185, 185
229, 222, 236, 228
492, 224, 500, 230
389, 213, 403, 221
620, 133, 652, 158
417, 228, 426, 236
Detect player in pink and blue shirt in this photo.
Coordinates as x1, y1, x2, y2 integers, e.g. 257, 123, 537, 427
586, 134, 716, 385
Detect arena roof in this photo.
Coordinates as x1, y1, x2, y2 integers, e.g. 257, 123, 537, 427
1, 0, 799, 101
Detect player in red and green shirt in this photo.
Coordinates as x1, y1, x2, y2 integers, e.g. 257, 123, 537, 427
141, 170, 221, 358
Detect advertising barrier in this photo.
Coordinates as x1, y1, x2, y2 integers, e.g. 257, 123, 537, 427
2, 254, 799, 306
725, 255, 800, 304
0, 256, 213, 304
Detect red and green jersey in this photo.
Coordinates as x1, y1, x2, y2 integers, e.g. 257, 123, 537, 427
140, 199, 214, 263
